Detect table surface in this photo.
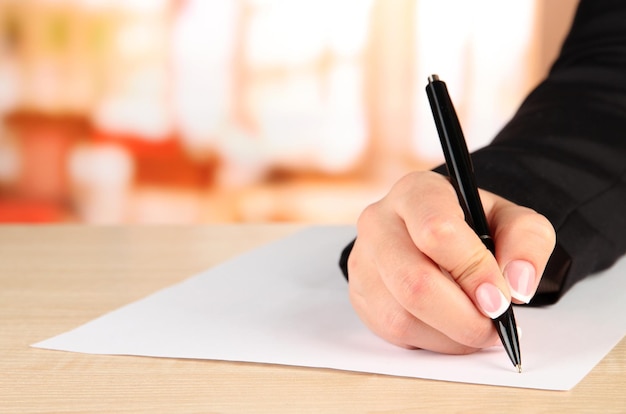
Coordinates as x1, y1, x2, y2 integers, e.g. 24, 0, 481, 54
2, 225, 625, 413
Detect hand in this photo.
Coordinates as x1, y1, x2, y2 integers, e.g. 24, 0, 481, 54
348, 170, 556, 354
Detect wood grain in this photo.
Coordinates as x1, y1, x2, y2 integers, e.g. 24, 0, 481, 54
1, 225, 624, 413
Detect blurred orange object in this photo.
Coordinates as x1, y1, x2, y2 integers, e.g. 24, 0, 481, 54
1, 110, 90, 223
0, 198, 69, 223
92, 131, 217, 189
4, 110, 90, 203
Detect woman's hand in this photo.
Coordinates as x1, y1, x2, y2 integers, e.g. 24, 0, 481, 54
348, 171, 556, 354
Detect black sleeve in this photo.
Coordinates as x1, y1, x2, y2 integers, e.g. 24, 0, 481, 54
340, 0, 626, 306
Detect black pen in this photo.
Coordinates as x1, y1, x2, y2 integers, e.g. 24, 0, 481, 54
425, 74, 522, 373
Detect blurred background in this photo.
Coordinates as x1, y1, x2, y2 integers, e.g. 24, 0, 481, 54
0, 0, 577, 224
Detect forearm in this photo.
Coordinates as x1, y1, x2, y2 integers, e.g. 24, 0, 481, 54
469, 0, 626, 303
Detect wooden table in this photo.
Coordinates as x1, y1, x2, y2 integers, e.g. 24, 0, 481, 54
2, 225, 625, 413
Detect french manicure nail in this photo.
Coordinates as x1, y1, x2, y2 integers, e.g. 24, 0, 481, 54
504, 260, 536, 304
475, 283, 510, 319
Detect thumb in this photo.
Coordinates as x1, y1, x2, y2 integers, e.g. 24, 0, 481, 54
409, 212, 513, 319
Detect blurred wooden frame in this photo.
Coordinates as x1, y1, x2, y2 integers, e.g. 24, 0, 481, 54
530, 0, 579, 82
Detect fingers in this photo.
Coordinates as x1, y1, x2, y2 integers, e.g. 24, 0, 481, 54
351, 199, 499, 350
348, 170, 556, 355
391, 173, 513, 319
348, 244, 480, 354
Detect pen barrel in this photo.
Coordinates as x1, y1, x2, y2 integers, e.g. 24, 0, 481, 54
426, 79, 492, 243
427, 75, 521, 371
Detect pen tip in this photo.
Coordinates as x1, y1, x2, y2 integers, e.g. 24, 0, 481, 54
516, 364, 522, 374
428, 74, 440, 83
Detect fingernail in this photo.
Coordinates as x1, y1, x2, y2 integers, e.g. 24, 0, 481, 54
504, 260, 536, 304
475, 283, 510, 319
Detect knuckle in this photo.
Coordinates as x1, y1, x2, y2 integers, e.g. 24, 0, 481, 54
396, 266, 435, 301
508, 209, 557, 250
394, 171, 423, 192
381, 309, 415, 345
391, 171, 443, 201
450, 247, 493, 285
418, 213, 458, 252
526, 213, 556, 246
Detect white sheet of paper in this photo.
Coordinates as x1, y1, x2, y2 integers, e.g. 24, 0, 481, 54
33, 226, 626, 390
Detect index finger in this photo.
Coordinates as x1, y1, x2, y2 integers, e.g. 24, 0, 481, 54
392, 173, 512, 319
368, 207, 499, 349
